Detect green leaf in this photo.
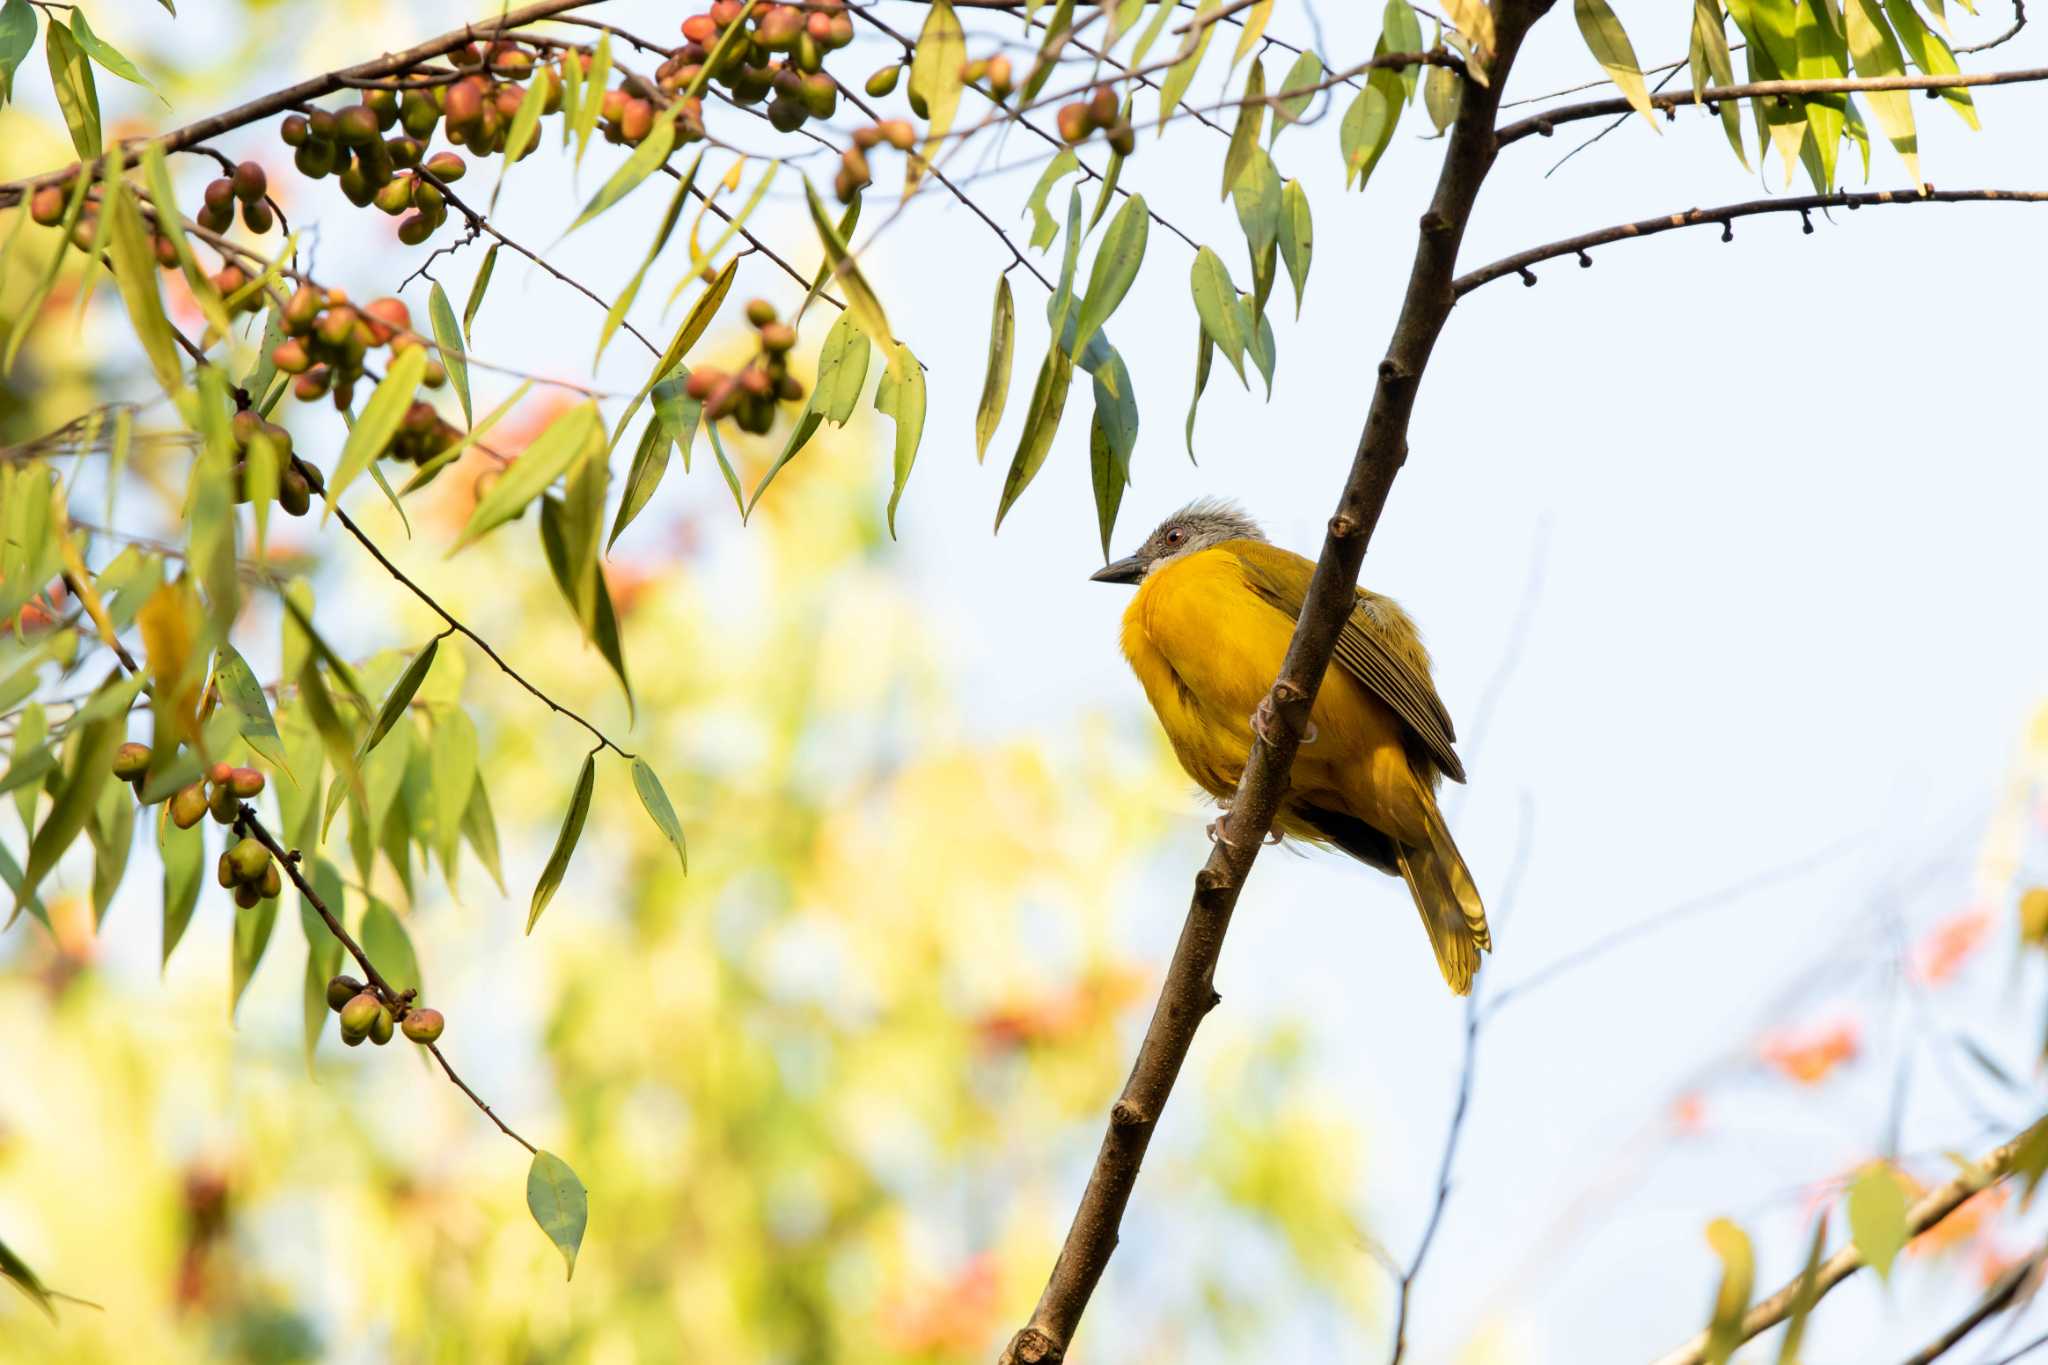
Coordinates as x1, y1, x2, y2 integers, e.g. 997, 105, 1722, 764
650, 371, 699, 472
460, 778, 504, 894
140, 143, 230, 343
155, 807, 199, 965
1233, 148, 1282, 265
1130, 0, 1178, 65
324, 346, 427, 516
1189, 246, 1248, 383
230, 882, 277, 1020
973, 276, 1015, 463
1842, 0, 1919, 184
572, 32, 611, 171
704, 416, 744, 517
528, 753, 594, 934
360, 898, 422, 1000
1574, 0, 1656, 127
565, 105, 678, 236
1185, 326, 1213, 460
1278, 180, 1313, 317
1270, 50, 1324, 144
1424, 63, 1461, 135
491, 70, 550, 211
526, 1150, 589, 1280
906, 0, 965, 187
456, 401, 603, 551
364, 637, 438, 757
1794, 1, 1846, 192
0, 1234, 54, 1321
610, 416, 676, 551
68, 8, 161, 101
803, 178, 898, 374
1846, 1163, 1910, 1282
44, 22, 100, 160
1023, 150, 1082, 253
1088, 94, 1131, 232
812, 308, 872, 424
629, 758, 686, 874
1089, 350, 1137, 558
1692, 0, 1748, 167
1382, 0, 1424, 98
0, 0, 35, 108
101, 175, 184, 400
1074, 193, 1148, 361
87, 778, 133, 928
605, 255, 736, 457
1774, 1215, 1828, 1365
1158, 0, 1220, 136
17, 678, 121, 917
537, 495, 633, 715
1339, 69, 1405, 189
1884, 0, 1976, 128
427, 284, 470, 425
1017, 0, 1074, 107
1220, 60, 1266, 198
462, 242, 499, 344
213, 643, 288, 771
1701, 1217, 1755, 1365
402, 379, 531, 495
598, 153, 699, 366
876, 341, 926, 537
993, 343, 1075, 531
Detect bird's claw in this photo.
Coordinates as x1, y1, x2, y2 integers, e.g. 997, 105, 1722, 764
1208, 815, 1282, 847
1251, 697, 1315, 746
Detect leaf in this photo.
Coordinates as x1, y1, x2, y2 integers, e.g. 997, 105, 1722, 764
1088, 94, 1131, 232
1701, 1217, 1755, 1365
1340, 69, 1406, 189
0, 1235, 54, 1321
598, 154, 700, 367
1233, 147, 1282, 262
1023, 150, 1081, 252
1017, 0, 1075, 106
528, 752, 594, 934
17, 678, 121, 917
876, 342, 926, 537
1574, 0, 1656, 127
906, 0, 965, 189
44, 22, 100, 160
571, 34, 610, 170
803, 179, 898, 372
565, 105, 678, 236
1220, 60, 1266, 197
1189, 246, 1249, 383
1278, 180, 1313, 317
0, 0, 35, 107
1847, 1162, 1910, 1282
401, 380, 531, 495
230, 882, 278, 1020
993, 343, 1075, 531
973, 276, 1015, 463
1842, 0, 1919, 185
101, 176, 184, 400
1230, 0, 1274, 69
1884, 0, 1976, 128
1089, 350, 1137, 558
1424, 63, 1461, 135
360, 898, 422, 999
364, 637, 437, 758
526, 1151, 589, 1280
1074, 193, 1148, 359
704, 417, 744, 517
491, 70, 551, 211
426, 283, 471, 426
1442, 0, 1497, 78
68, 8, 160, 101
629, 758, 686, 874
1382, 0, 1425, 99
1270, 50, 1325, 144
140, 144, 231, 344
605, 255, 735, 457
463, 243, 499, 344
455, 401, 603, 551
812, 309, 872, 424
1185, 326, 1213, 459
610, 416, 676, 551
537, 496, 633, 713
1158, 0, 1220, 136
87, 778, 133, 928
1775, 1215, 1829, 1365
324, 346, 428, 516
213, 643, 287, 771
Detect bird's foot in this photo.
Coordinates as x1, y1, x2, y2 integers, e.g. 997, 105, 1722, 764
1251, 696, 1316, 747
1208, 815, 1282, 847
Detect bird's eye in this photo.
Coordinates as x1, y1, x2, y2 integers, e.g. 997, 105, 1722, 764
1164, 527, 1184, 546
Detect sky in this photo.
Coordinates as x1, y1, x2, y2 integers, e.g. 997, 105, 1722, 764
42, 0, 2048, 1358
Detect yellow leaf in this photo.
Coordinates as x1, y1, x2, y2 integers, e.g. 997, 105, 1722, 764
1575, 0, 1657, 129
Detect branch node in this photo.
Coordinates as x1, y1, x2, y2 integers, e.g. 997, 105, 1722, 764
1799, 210, 1814, 235
1517, 266, 1536, 287
1004, 1328, 1063, 1365
1720, 219, 1735, 243
1419, 210, 1451, 236
1575, 250, 1592, 268
1329, 512, 1360, 539
1375, 358, 1410, 385
1110, 1099, 1148, 1128
1205, 988, 1222, 1014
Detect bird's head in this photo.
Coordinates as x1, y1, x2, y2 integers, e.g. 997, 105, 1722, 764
1090, 499, 1266, 585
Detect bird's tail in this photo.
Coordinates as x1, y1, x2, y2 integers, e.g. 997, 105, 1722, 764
1394, 799, 1491, 996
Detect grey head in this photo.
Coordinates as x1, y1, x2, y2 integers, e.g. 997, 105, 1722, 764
1089, 498, 1266, 585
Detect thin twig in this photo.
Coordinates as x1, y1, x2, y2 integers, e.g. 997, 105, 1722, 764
1897, 1245, 2047, 1365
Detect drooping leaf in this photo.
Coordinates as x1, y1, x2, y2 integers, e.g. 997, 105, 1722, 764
230, 882, 278, 1021
993, 343, 1075, 530
1233, 147, 1282, 263
213, 643, 288, 772
1074, 193, 1148, 359
1884, 0, 1976, 128
462, 242, 499, 344
461, 778, 504, 893
363, 636, 438, 758
1157, 0, 1220, 136
402, 380, 531, 495
1701, 1217, 1755, 1365
1189, 246, 1249, 383
974, 276, 1015, 463
526, 1150, 589, 1280
455, 401, 603, 551
1424, 63, 1461, 135
1278, 180, 1313, 317
1220, 59, 1266, 198
629, 757, 686, 874
44, 22, 100, 161
1381, 0, 1425, 99
69, 8, 161, 101
610, 416, 676, 551
537, 496, 633, 715
427, 283, 471, 425
571, 35, 610, 170
876, 342, 926, 536
1023, 149, 1082, 252
1185, 326, 1214, 460
604, 255, 736, 456
1842, 0, 1919, 184
491, 70, 550, 211
101, 174, 184, 400
324, 346, 428, 516
1089, 349, 1137, 558
597, 153, 700, 365
1574, 0, 1656, 127
803, 178, 898, 373
812, 308, 872, 424
17, 676, 121, 917
1270, 50, 1325, 144
565, 104, 679, 236
906, 0, 965, 190
1847, 1162, 1910, 1281
0, 0, 35, 107
1230, 0, 1274, 69
1442, 0, 1497, 79
360, 898, 422, 1000
527, 752, 594, 934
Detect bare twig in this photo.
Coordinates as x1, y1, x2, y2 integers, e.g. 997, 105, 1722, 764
1453, 188, 2048, 296
996, 6, 1557, 1361
1957, 0, 2028, 55
1898, 1245, 2047, 1365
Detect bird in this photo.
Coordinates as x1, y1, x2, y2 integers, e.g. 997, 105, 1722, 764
1091, 500, 1489, 994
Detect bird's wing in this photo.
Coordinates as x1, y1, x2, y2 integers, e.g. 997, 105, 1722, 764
1229, 539, 1467, 784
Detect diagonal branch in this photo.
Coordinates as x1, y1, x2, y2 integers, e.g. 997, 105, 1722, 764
1452, 187, 2048, 296
995, 6, 1559, 1362
1649, 1117, 2048, 1365
1495, 66, 2048, 147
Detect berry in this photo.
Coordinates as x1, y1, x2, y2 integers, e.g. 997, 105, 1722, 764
401, 1008, 444, 1044
112, 742, 151, 780
865, 65, 901, 98
231, 161, 268, 203
228, 767, 266, 799
326, 975, 364, 1012
169, 784, 208, 829
339, 991, 381, 1036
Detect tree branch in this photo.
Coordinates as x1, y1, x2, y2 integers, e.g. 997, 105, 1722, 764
0, 0, 606, 208
1451, 187, 2048, 296
1495, 66, 2048, 147
995, 6, 1558, 1362
1649, 1118, 2048, 1365
1899, 1245, 2047, 1365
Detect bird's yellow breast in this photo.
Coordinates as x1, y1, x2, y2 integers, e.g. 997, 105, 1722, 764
1119, 546, 1425, 842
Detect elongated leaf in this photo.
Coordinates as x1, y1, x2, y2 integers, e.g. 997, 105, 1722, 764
907, 0, 965, 189
69, 8, 159, 100
463, 243, 499, 343
974, 275, 1015, 462
1023, 150, 1082, 252
599, 154, 700, 366
537, 494, 633, 714
528, 752, 594, 934
1270, 50, 1324, 144
1278, 180, 1313, 317
1884, 0, 1976, 128
44, 23, 99, 160
610, 416, 675, 551
1158, 0, 1219, 136
572, 32, 611, 170
1088, 94, 1131, 232
1574, 0, 1655, 127
426, 283, 470, 425
1702, 1218, 1755, 1365
360, 898, 421, 999
102, 176, 184, 399
527, 1150, 588, 1279
877, 342, 926, 536
455, 401, 603, 551
17, 680, 121, 916
365, 637, 437, 757
230, 886, 277, 1020
813, 308, 871, 423
491, 70, 550, 211
1185, 326, 1213, 459
1233, 147, 1281, 264
461, 778, 504, 892
324, 346, 427, 516
1443, 0, 1497, 76
605, 256, 736, 456
0, 0, 34, 106
1089, 350, 1137, 557
630, 757, 686, 874
804, 179, 898, 373
565, 105, 678, 236
140, 144, 230, 342
1847, 1162, 1909, 1281
1189, 246, 1248, 383
1382, 0, 1424, 99
993, 343, 1075, 530
745, 407, 823, 518
1074, 194, 1148, 359
402, 379, 530, 494
1230, 0, 1274, 69
87, 778, 133, 928
0, 1234, 54, 1321
1842, 0, 1919, 184
1221, 60, 1266, 197
1775, 1215, 1829, 1365
214, 643, 288, 771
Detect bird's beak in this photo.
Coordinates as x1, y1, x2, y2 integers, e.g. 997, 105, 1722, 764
1090, 555, 1146, 585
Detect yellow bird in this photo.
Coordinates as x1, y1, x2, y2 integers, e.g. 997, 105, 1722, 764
1091, 501, 1489, 994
